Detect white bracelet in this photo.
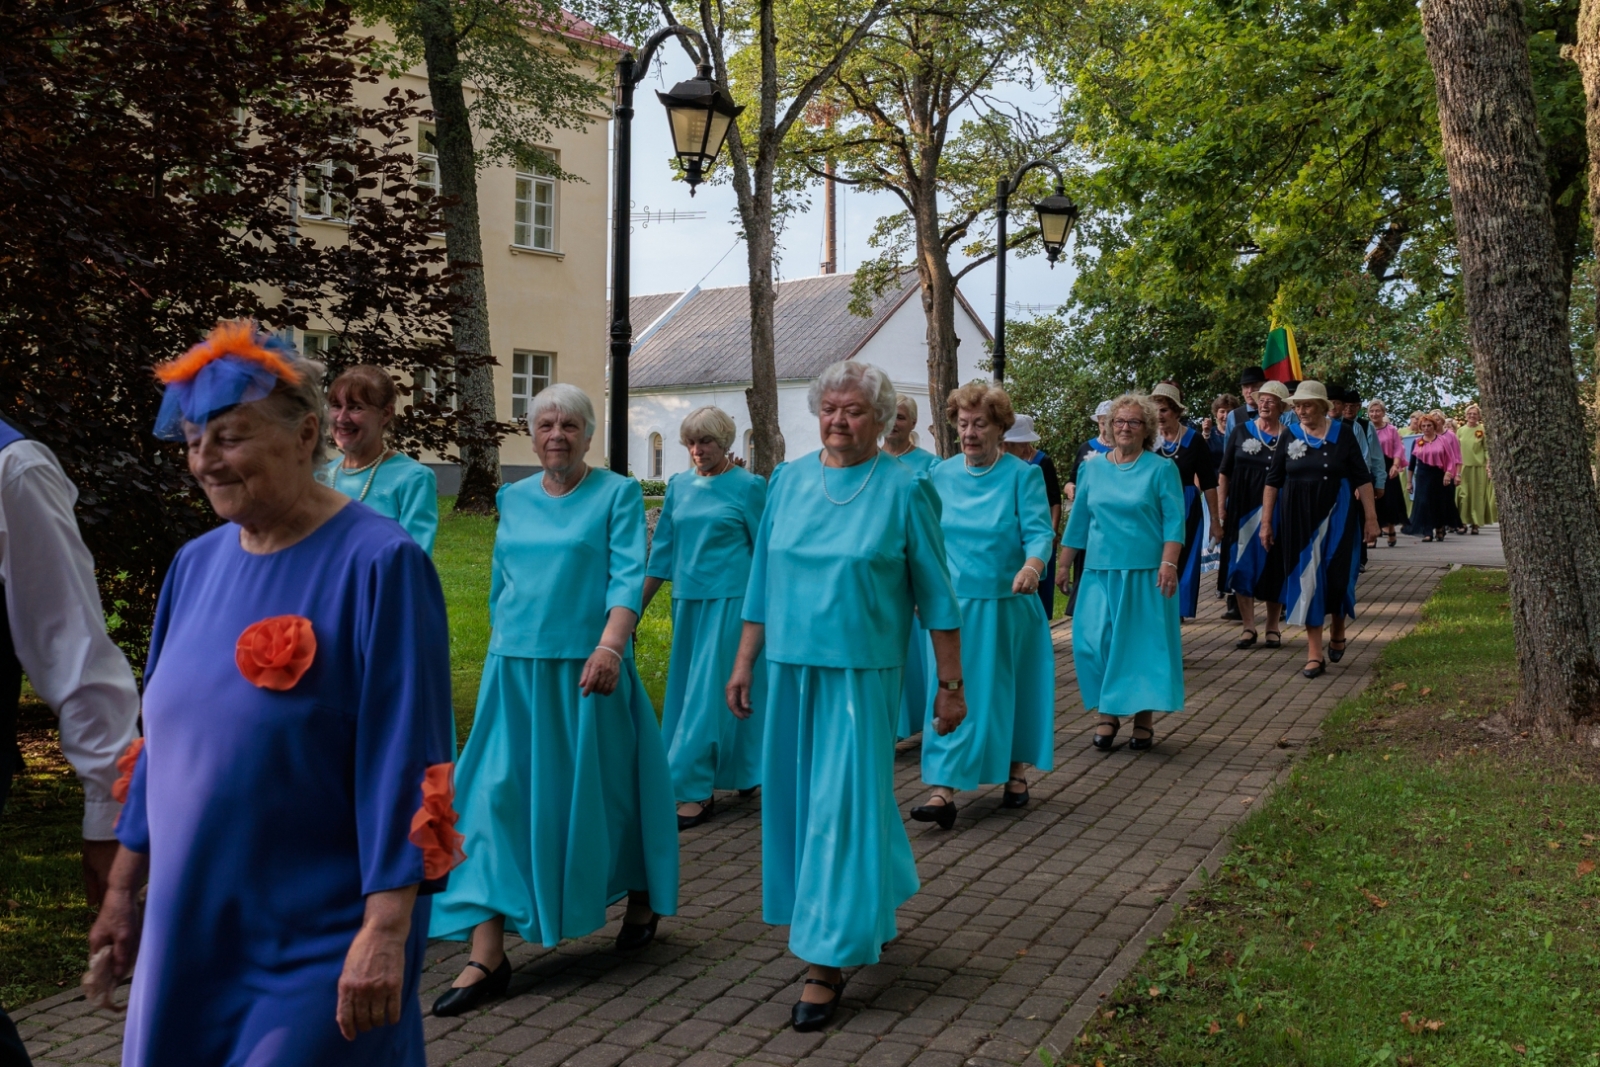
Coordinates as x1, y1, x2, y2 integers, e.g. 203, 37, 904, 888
1021, 564, 1042, 580
593, 645, 623, 661
1160, 560, 1178, 570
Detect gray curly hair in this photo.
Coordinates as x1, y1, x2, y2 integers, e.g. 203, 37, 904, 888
1107, 391, 1160, 451
808, 360, 898, 438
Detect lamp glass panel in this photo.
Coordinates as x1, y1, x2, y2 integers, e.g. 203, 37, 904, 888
1037, 208, 1072, 246
703, 110, 734, 162
668, 106, 712, 160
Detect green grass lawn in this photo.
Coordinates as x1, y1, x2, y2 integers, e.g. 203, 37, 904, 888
0, 495, 675, 1008
1060, 568, 1600, 1067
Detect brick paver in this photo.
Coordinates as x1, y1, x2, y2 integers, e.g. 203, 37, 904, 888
16, 557, 1452, 1067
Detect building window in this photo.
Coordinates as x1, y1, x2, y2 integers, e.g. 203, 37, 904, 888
649, 433, 663, 478
416, 124, 440, 196
415, 366, 456, 412
510, 351, 553, 421
514, 172, 555, 250
302, 331, 341, 359
301, 158, 353, 221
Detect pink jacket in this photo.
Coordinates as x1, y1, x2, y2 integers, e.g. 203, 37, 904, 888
1375, 423, 1404, 464
1413, 432, 1461, 477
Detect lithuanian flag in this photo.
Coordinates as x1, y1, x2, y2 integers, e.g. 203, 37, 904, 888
1262, 324, 1303, 383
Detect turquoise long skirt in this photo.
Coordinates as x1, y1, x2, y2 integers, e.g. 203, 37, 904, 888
429, 654, 679, 947
920, 595, 1056, 790
895, 619, 932, 740
1071, 568, 1184, 717
762, 662, 918, 968
660, 596, 765, 801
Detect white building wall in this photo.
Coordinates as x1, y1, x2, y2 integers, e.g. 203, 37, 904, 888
626, 295, 988, 479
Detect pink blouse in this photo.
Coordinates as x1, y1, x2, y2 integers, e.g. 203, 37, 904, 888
1375, 423, 1404, 463
1413, 432, 1461, 477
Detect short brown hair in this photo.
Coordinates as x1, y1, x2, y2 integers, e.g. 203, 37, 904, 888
327, 364, 397, 410
1211, 393, 1238, 416
945, 381, 1016, 430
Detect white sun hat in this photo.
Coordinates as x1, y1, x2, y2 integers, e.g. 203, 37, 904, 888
1004, 413, 1041, 443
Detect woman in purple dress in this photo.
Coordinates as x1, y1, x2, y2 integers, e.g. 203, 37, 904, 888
88, 322, 461, 1066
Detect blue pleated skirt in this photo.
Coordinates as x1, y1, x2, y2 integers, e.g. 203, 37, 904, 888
920, 595, 1056, 790
429, 654, 679, 947
762, 662, 918, 968
660, 596, 765, 801
1071, 569, 1184, 717
895, 618, 932, 740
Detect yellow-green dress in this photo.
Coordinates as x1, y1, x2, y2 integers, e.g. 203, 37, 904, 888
1455, 426, 1497, 526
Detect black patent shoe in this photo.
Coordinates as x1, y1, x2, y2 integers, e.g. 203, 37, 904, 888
1327, 639, 1347, 664
616, 912, 660, 951
1092, 719, 1120, 751
738, 786, 759, 797
1128, 726, 1155, 752
1302, 658, 1326, 679
432, 957, 512, 1017
1236, 629, 1258, 650
910, 796, 958, 830
1000, 776, 1029, 809
677, 797, 715, 831
791, 973, 847, 1032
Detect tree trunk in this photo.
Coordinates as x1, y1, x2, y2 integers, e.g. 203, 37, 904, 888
1423, 0, 1600, 741
743, 218, 785, 474
913, 188, 961, 458
418, 0, 500, 512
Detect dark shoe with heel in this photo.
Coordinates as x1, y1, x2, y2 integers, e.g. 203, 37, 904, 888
1092, 719, 1120, 751
1302, 659, 1326, 679
1264, 631, 1282, 649
791, 973, 847, 1032
1128, 726, 1155, 752
1328, 640, 1347, 664
616, 912, 659, 951
1000, 776, 1029, 809
432, 957, 512, 1017
910, 797, 958, 830
677, 797, 715, 831
1236, 630, 1258, 650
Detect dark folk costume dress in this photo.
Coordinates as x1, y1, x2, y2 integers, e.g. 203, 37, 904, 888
1219, 420, 1285, 603
1153, 426, 1218, 619
1404, 442, 1453, 536
115, 504, 460, 1067
1266, 421, 1373, 629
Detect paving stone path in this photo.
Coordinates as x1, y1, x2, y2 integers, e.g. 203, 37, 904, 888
16, 556, 1458, 1067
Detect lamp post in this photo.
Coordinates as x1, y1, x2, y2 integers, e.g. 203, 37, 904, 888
991, 160, 1078, 383
608, 29, 743, 474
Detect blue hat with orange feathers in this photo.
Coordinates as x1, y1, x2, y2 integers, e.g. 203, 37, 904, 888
153, 321, 304, 440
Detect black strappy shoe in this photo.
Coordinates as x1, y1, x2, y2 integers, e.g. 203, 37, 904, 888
1001, 776, 1029, 809
1128, 725, 1155, 751
616, 912, 660, 951
1263, 630, 1282, 649
1327, 639, 1347, 664
432, 956, 512, 1017
1301, 659, 1326, 679
792, 972, 848, 1032
1092, 719, 1120, 751
910, 795, 958, 830
677, 796, 715, 831
1236, 629, 1258, 650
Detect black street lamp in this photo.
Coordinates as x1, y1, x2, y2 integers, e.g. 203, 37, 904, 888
608, 30, 743, 474
991, 160, 1078, 383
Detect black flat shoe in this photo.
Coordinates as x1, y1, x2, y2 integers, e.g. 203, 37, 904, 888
1092, 719, 1120, 751
1236, 629, 1258, 650
615, 912, 659, 951
1128, 726, 1155, 751
791, 973, 847, 1032
738, 786, 759, 797
1263, 631, 1282, 649
432, 957, 512, 1017
1327, 640, 1347, 664
910, 797, 958, 830
1000, 776, 1029, 809
1301, 659, 1326, 679
677, 797, 714, 831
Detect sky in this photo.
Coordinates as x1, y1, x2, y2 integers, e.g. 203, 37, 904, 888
610, 46, 1079, 332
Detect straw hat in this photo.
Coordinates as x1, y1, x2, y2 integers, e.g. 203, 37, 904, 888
1004, 414, 1041, 443
1091, 400, 1113, 422
1150, 382, 1186, 414
1286, 380, 1330, 406
1257, 381, 1290, 403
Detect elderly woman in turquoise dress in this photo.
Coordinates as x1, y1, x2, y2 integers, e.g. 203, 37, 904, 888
428, 384, 677, 1017
727, 360, 965, 1033
319, 365, 438, 553
1057, 391, 1186, 751
881, 393, 939, 739
913, 382, 1055, 826
642, 405, 767, 830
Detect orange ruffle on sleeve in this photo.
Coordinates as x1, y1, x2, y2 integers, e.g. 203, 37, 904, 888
111, 738, 144, 804
409, 763, 466, 880
235, 615, 316, 691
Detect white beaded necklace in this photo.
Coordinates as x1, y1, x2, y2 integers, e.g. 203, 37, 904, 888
540, 464, 590, 498
963, 450, 1001, 477
819, 450, 881, 505
338, 450, 393, 502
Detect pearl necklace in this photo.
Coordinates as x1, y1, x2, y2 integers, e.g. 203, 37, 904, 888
338, 450, 393, 502
1111, 449, 1142, 471
1254, 420, 1283, 453
963, 451, 1001, 477
819, 450, 881, 505
1155, 431, 1181, 458
540, 464, 590, 498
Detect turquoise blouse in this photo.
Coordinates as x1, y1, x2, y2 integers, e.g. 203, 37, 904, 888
930, 454, 1055, 599
1061, 449, 1186, 570
890, 447, 940, 475
744, 450, 960, 669
487, 468, 645, 660
320, 453, 438, 554
646, 466, 767, 600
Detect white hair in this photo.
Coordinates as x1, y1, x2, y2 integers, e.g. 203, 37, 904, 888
679, 405, 737, 449
897, 393, 921, 447
528, 383, 596, 437
808, 360, 898, 437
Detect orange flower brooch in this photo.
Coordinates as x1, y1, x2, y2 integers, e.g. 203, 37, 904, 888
236, 615, 316, 690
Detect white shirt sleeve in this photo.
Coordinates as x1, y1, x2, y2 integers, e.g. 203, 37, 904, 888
0, 442, 140, 839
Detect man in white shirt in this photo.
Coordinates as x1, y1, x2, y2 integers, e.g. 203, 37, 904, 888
0, 413, 140, 1060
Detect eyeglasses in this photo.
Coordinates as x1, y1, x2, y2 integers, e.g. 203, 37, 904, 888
1112, 418, 1145, 429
